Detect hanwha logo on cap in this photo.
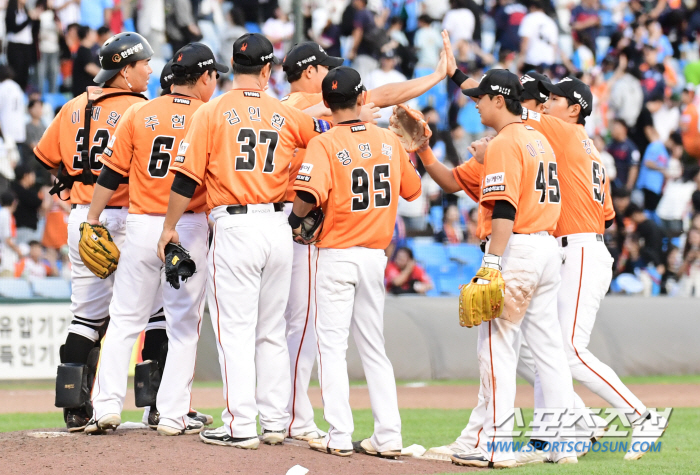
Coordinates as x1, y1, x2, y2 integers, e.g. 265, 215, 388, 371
177, 53, 183, 61
112, 54, 122, 63
241, 43, 248, 51
332, 81, 338, 90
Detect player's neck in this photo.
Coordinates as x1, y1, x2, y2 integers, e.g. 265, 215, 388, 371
290, 79, 317, 94
171, 85, 202, 100
331, 108, 361, 124
232, 75, 265, 91
492, 114, 522, 133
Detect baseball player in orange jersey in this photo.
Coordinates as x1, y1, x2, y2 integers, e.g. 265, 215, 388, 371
156, 33, 332, 450
518, 75, 668, 461
288, 66, 422, 458
33, 32, 166, 432
413, 69, 579, 467
84, 43, 227, 436
279, 40, 448, 441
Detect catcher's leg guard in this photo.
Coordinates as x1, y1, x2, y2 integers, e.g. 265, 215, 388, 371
135, 338, 168, 408
56, 345, 100, 419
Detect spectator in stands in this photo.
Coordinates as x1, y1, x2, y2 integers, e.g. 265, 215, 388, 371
5, 0, 42, 91
93, 26, 113, 58
165, 0, 201, 54
365, 50, 407, 127
80, 0, 113, 30
414, 15, 443, 71
71, 25, 99, 97
625, 203, 665, 267
220, 7, 248, 63
349, 0, 380, 80
59, 22, 80, 92
656, 141, 697, 237
517, 0, 558, 71
136, 0, 166, 60
0, 66, 28, 160
442, 0, 475, 47
636, 127, 669, 211
10, 166, 44, 244
680, 84, 700, 162
262, 7, 294, 60
0, 192, 21, 277
608, 118, 640, 191
570, 0, 601, 49
14, 240, 53, 278
434, 204, 464, 244
37, 0, 61, 94
493, 0, 527, 56
662, 245, 683, 295
42, 192, 69, 250
682, 228, 700, 296
26, 100, 46, 154
0, 124, 20, 193
53, 0, 80, 32
385, 247, 433, 295
616, 233, 645, 275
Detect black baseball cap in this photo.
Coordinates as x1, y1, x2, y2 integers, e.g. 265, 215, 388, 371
520, 71, 551, 103
160, 59, 174, 93
538, 76, 593, 117
282, 42, 344, 78
233, 33, 279, 66
322, 67, 365, 104
461, 69, 524, 101
171, 43, 229, 77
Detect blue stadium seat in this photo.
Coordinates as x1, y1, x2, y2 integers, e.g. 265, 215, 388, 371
31, 278, 71, 299
0, 279, 33, 299
245, 23, 262, 34
412, 242, 448, 267
43, 93, 68, 111
437, 275, 462, 296
445, 244, 483, 267
429, 206, 443, 232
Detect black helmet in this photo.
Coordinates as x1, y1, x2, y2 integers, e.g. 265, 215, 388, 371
160, 59, 174, 94
95, 32, 154, 84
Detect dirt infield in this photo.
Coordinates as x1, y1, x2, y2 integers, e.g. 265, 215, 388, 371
0, 429, 475, 475
2, 383, 699, 414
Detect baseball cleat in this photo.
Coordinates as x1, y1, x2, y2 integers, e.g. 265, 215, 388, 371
157, 416, 204, 436
65, 410, 90, 432
188, 411, 214, 426
308, 438, 353, 457
514, 448, 549, 465
421, 442, 464, 462
84, 414, 121, 435
352, 438, 402, 459
147, 406, 160, 430
450, 448, 516, 468
624, 412, 668, 461
290, 429, 327, 441
199, 426, 259, 449
262, 429, 286, 445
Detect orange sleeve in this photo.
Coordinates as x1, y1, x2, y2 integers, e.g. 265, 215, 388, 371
522, 108, 564, 138
99, 103, 136, 176
603, 174, 615, 221
170, 105, 209, 185
292, 137, 331, 206
452, 159, 482, 203
398, 143, 421, 201
286, 105, 331, 149
34, 105, 64, 169
480, 141, 522, 209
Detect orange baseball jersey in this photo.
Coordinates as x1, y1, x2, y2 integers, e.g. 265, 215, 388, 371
455, 123, 561, 241
99, 94, 207, 214
293, 121, 421, 250
34, 87, 146, 207
171, 88, 331, 209
522, 109, 614, 237
680, 102, 700, 158
280, 90, 373, 201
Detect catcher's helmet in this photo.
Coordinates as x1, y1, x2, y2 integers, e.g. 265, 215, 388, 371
95, 32, 154, 84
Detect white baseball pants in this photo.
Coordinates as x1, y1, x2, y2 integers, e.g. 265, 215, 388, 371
557, 234, 646, 422
285, 240, 320, 437
474, 234, 575, 463
315, 246, 402, 453
92, 212, 207, 430
208, 206, 293, 438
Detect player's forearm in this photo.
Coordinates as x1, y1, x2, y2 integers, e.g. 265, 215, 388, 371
303, 102, 332, 118
416, 147, 461, 193
370, 72, 444, 108
488, 218, 514, 256
163, 191, 191, 231
626, 166, 639, 190
87, 184, 116, 222
291, 196, 315, 218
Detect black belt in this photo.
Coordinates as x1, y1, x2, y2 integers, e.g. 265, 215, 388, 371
71, 204, 124, 209
561, 234, 603, 247
226, 203, 285, 215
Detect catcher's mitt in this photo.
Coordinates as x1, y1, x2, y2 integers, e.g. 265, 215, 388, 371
294, 208, 325, 245
388, 104, 432, 152
458, 267, 505, 328
79, 222, 120, 279
164, 243, 196, 289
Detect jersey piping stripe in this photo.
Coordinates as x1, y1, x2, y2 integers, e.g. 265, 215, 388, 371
313, 250, 328, 445
33, 147, 54, 169
404, 188, 421, 202
172, 166, 202, 186
488, 320, 496, 462
212, 223, 236, 433
570, 247, 642, 416
100, 155, 129, 176
288, 245, 313, 436
475, 427, 482, 448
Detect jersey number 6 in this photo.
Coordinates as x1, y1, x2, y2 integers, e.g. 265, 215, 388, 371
351, 164, 391, 211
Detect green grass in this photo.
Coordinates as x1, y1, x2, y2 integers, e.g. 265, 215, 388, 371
2, 408, 697, 474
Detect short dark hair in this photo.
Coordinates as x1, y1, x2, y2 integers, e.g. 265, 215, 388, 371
566, 97, 587, 125
396, 246, 414, 259
327, 93, 361, 112
489, 94, 522, 116
97, 26, 112, 36
0, 191, 15, 207
286, 64, 317, 84
28, 240, 42, 248
28, 99, 42, 110
172, 70, 214, 87
418, 14, 433, 24
14, 165, 33, 181
0, 65, 15, 82
612, 118, 628, 131
77, 25, 91, 41
232, 62, 265, 77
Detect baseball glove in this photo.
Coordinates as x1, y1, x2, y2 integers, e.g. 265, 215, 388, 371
78, 222, 120, 279
164, 243, 196, 289
294, 208, 325, 245
388, 104, 432, 152
458, 267, 505, 328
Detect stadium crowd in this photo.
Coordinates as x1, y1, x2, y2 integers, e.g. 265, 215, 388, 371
1, 0, 700, 296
